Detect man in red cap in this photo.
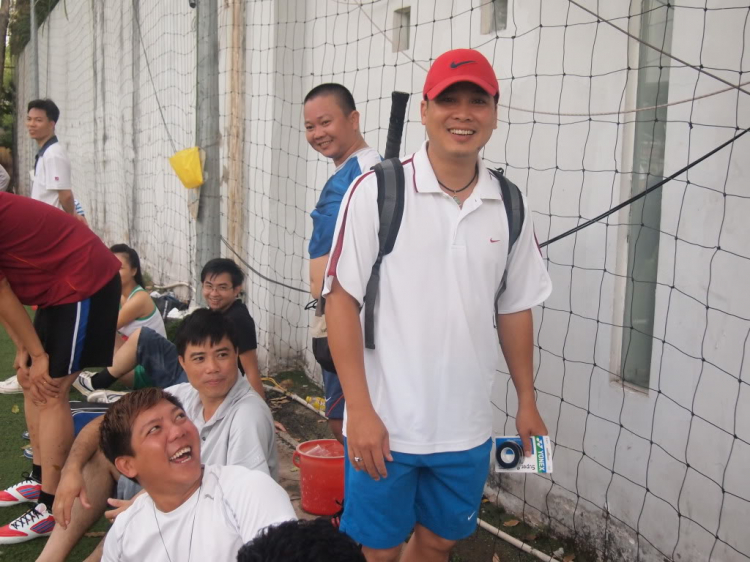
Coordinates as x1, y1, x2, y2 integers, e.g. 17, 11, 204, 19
323, 49, 552, 561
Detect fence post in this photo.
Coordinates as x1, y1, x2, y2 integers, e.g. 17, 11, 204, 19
30, 0, 39, 98
194, 0, 221, 305
226, 0, 245, 257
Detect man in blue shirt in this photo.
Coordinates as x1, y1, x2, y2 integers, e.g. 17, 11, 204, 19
304, 84, 381, 442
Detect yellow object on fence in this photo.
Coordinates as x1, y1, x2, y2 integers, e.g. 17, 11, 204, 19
169, 147, 204, 189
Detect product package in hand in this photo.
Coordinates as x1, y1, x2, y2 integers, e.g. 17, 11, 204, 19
493, 435, 553, 474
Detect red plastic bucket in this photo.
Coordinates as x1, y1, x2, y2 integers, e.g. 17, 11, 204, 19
292, 439, 344, 516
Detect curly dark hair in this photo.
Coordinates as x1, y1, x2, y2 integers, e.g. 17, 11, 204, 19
237, 519, 365, 562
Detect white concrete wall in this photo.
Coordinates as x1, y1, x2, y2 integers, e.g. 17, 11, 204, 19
15, 1, 749, 560
16, 0, 196, 292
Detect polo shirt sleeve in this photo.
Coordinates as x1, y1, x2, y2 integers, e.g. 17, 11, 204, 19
322, 172, 380, 305
43, 150, 71, 191
223, 466, 297, 542
225, 398, 275, 476
495, 194, 553, 314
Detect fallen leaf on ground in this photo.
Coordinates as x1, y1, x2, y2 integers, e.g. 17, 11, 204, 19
563, 556, 575, 562
290, 467, 299, 472
85, 532, 106, 538
493, 554, 501, 562
279, 379, 294, 389
317, 419, 326, 423
503, 519, 520, 527
526, 534, 538, 541
482, 498, 489, 503
11, 405, 19, 414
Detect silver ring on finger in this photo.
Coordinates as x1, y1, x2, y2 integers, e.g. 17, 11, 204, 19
353, 456, 363, 463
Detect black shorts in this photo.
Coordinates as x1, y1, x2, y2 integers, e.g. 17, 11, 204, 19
33, 273, 121, 378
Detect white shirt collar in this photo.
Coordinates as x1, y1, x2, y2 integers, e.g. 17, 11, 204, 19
411, 141, 502, 200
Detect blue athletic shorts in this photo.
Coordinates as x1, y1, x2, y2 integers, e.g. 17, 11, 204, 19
322, 368, 345, 419
340, 438, 492, 549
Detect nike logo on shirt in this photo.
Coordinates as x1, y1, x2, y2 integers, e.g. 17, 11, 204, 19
450, 60, 475, 69
490, 238, 502, 243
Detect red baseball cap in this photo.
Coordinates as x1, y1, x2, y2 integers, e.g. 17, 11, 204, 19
423, 49, 499, 100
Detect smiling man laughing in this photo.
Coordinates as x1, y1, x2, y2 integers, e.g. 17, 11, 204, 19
98, 387, 294, 562
37, 309, 280, 562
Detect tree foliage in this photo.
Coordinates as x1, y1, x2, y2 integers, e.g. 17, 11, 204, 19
9, 0, 61, 57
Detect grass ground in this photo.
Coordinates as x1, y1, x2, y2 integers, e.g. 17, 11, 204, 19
0, 319, 107, 562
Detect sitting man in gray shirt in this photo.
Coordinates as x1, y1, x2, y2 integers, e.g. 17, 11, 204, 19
36, 309, 278, 562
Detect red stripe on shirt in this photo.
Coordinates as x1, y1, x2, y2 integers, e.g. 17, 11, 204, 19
327, 171, 376, 277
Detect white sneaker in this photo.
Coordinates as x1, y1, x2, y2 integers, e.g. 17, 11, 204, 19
88, 389, 128, 404
0, 475, 41, 507
0, 503, 55, 544
72, 371, 97, 396
0, 375, 23, 394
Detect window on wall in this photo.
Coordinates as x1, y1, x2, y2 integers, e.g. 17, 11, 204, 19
621, 0, 673, 388
392, 7, 411, 53
481, 0, 508, 34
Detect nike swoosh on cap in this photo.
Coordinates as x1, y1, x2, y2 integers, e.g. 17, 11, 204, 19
450, 60, 476, 69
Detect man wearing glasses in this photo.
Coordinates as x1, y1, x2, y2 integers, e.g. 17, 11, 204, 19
74, 259, 265, 399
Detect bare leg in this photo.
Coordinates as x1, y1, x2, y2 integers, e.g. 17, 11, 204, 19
119, 371, 135, 388
400, 524, 455, 562
107, 328, 140, 379
37, 451, 118, 562
83, 539, 105, 562
362, 545, 402, 562
36, 372, 78, 495
19, 371, 42, 467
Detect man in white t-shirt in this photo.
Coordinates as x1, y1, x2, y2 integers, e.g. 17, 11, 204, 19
35, 309, 280, 562
323, 49, 553, 561
98, 388, 295, 562
26, 99, 81, 220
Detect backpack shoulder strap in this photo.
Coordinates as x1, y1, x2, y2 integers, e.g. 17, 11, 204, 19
490, 167, 525, 253
490, 168, 525, 311
363, 158, 405, 349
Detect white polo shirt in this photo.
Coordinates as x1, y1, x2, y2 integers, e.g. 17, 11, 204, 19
31, 141, 71, 209
323, 141, 552, 455
102, 464, 296, 562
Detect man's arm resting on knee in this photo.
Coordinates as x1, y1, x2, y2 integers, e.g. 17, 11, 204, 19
325, 278, 392, 480
54, 417, 105, 528
497, 309, 548, 456
0, 277, 55, 399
